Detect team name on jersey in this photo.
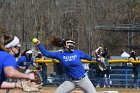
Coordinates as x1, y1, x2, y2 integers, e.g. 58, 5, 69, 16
63, 55, 77, 62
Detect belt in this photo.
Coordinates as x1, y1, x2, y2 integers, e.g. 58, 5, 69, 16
68, 75, 85, 80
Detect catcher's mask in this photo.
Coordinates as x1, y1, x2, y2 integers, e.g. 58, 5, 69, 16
65, 40, 75, 52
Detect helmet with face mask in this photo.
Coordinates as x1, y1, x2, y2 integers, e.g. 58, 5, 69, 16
65, 39, 75, 52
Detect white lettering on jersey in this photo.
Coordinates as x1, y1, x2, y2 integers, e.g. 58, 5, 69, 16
63, 55, 77, 62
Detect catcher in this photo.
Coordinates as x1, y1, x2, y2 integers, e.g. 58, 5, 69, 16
0, 34, 42, 92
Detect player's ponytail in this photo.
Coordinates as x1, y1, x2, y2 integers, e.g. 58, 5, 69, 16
0, 34, 14, 51
48, 36, 65, 47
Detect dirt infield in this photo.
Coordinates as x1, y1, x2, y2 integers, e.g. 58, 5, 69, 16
1, 87, 140, 93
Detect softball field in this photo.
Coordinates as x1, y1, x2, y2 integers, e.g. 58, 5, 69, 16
1, 87, 140, 93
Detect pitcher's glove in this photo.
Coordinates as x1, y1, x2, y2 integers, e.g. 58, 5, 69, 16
21, 71, 42, 92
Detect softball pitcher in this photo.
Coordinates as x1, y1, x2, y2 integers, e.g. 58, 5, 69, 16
32, 36, 97, 93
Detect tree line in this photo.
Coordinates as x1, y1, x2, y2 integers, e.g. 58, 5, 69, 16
0, 0, 140, 55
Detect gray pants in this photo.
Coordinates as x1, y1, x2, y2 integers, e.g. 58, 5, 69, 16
55, 76, 96, 93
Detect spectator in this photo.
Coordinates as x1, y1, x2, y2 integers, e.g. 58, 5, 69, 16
35, 52, 48, 86
128, 50, 139, 89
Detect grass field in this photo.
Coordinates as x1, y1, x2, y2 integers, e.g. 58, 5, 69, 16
1, 87, 140, 93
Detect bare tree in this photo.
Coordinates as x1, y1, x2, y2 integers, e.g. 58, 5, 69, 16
0, 0, 140, 55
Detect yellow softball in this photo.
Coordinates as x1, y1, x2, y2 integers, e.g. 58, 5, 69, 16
32, 38, 38, 43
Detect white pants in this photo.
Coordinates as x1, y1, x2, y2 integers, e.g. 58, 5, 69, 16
55, 76, 96, 93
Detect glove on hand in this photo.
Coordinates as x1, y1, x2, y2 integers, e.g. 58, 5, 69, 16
36, 66, 42, 71
30, 71, 42, 84
96, 57, 107, 71
21, 71, 42, 92
21, 80, 42, 92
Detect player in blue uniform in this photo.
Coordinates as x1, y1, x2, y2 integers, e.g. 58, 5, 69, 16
0, 34, 35, 88
33, 37, 97, 93
16, 49, 36, 73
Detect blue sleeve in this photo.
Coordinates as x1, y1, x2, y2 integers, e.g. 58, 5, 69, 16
37, 43, 60, 59
16, 57, 24, 68
3, 56, 16, 68
79, 50, 92, 60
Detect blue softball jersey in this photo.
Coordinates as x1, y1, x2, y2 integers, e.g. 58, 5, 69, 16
0, 51, 16, 85
37, 44, 92, 79
16, 56, 34, 69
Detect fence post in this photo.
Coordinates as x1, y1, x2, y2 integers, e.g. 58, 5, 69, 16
125, 62, 128, 87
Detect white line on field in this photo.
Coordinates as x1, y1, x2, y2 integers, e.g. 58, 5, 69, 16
72, 91, 83, 93
73, 91, 101, 93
